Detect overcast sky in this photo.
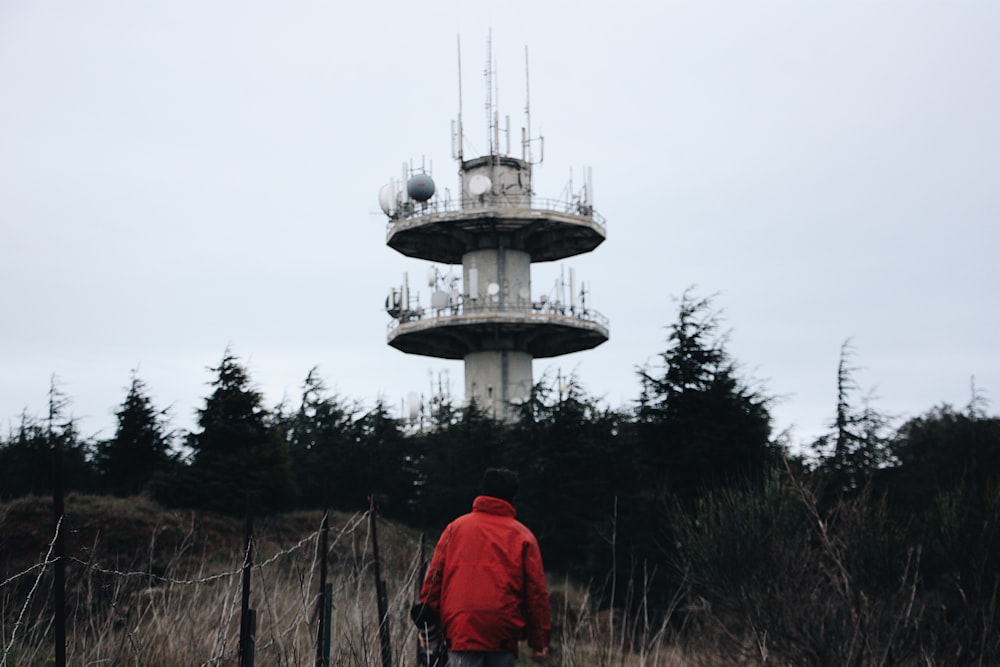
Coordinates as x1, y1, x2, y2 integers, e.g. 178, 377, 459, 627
2, 1, 997, 449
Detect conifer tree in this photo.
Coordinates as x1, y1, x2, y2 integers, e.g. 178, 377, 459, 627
509, 373, 625, 578
177, 350, 296, 514
813, 340, 896, 497
622, 291, 775, 609
356, 400, 415, 519
285, 367, 366, 509
415, 401, 505, 529
94, 371, 172, 496
632, 290, 774, 505
891, 404, 1000, 509
0, 379, 94, 498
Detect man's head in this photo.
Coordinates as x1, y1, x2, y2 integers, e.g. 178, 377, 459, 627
481, 467, 519, 503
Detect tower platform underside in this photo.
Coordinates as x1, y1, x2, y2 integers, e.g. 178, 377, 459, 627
386, 207, 606, 264
387, 310, 609, 360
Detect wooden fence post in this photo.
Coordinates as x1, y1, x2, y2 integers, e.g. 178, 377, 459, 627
315, 510, 330, 667
369, 496, 392, 667
52, 439, 66, 667
239, 499, 255, 667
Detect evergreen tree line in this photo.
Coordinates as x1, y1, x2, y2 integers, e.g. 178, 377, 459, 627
2, 293, 998, 660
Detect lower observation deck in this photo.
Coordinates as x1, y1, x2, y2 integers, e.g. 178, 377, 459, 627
387, 302, 609, 359
386, 195, 606, 264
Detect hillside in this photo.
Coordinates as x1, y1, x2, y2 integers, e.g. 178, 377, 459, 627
0, 494, 377, 576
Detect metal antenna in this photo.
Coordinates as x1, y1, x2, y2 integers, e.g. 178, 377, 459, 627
524, 46, 532, 163
455, 35, 464, 161
485, 31, 494, 156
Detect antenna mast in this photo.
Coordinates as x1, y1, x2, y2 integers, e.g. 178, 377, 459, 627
457, 36, 463, 161
485, 32, 496, 156
524, 46, 532, 163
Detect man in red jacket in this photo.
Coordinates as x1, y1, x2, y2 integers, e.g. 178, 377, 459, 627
420, 468, 551, 666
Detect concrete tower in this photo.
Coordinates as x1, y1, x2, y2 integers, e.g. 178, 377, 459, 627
379, 48, 608, 421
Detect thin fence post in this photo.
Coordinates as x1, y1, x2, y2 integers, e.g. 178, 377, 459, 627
51, 439, 66, 667
323, 583, 333, 662
315, 510, 330, 667
239, 498, 255, 667
369, 496, 392, 667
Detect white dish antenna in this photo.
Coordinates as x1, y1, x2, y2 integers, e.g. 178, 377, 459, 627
469, 173, 491, 196
378, 181, 402, 216
487, 282, 500, 296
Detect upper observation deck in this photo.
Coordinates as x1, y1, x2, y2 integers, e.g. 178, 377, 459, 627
384, 154, 606, 264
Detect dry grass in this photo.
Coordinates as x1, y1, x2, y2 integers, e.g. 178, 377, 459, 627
1, 496, 696, 666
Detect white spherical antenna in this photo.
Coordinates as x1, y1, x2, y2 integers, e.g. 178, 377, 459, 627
378, 182, 400, 216
468, 173, 491, 196
486, 282, 500, 296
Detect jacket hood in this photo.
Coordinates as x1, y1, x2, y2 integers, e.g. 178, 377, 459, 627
472, 495, 517, 518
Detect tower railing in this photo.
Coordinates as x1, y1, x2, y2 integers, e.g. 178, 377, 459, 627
387, 195, 606, 230
386, 299, 609, 335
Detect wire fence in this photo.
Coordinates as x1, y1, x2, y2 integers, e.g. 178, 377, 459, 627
0, 505, 431, 667
1, 498, 695, 667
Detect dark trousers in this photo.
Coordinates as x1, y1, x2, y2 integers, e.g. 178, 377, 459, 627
447, 650, 516, 667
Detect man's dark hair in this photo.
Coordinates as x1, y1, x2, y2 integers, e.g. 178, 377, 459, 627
482, 468, 519, 503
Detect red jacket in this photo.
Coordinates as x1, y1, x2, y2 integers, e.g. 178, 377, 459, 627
420, 496, 551, 654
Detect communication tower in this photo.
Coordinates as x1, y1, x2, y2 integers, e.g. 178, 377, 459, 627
379, 42, 608, 421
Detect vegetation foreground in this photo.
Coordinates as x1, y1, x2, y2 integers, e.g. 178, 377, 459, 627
2, 294, 999, 664
2, 477, 999, 666
1, 494, 702, 666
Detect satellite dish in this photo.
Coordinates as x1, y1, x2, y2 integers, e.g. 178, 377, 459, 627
468, 173, 491, 196
378, 182, 400, 216
487, 282, 500, 296
518, 287, 530, 301
385, 289, 401, 318
407, 174, 436, 202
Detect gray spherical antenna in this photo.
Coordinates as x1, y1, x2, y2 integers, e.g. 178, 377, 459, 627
407, 174, 436, 202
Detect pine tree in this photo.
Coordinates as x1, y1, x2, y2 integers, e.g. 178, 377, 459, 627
813, 340, 896, 497
285, 367, 366, 509
508, 373, 626, 578
632, 290, 774, 505
94, 371, 172, 496
622, 291, 775, 610
891, 404, 1000, 508
414, 401, 505, 529
356, 400, 415, 519
177, 350, 296, 514
0, 379, 94, 498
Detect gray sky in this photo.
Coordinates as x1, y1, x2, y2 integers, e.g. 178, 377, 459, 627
2, 1, 998, 449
